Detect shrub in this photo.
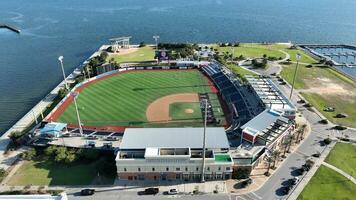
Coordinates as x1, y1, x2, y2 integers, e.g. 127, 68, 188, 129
138, 42, 146, 47
21, 148, 37, 160
306, 64, 313, 68
324, 138, 332, 145
232, 168, 250, 179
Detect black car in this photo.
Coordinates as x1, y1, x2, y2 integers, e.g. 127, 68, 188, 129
281, 185, 292, 195
144, 187, 159, 195
81, 189, 95, 196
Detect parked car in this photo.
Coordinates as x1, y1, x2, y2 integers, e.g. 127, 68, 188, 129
281, 186, 292, 195
289, 177, 299, 185
323, 107, 335, 112
312, 152, 321, 158
81, 189, 95, 196
144, 187, 159, 195
167, 188, 178, 195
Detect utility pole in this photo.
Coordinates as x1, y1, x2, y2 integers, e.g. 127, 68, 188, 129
72, 91, 83, 136
289, 53, 301, 99
58, 56, 69, 90
153, 35, 159, 50
201, 99, 208, 182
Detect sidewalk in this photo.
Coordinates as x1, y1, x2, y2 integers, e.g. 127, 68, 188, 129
322, 162, 356, 184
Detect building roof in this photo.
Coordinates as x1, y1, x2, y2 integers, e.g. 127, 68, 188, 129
120, 127, 229, 149
40, 122, 67, 136
241, 109, 288, 133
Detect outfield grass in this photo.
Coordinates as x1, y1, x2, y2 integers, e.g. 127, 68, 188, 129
8, 159, 109, 186
298, 166, 356, 200
169, 102, 202, 120
216, 43, 286, 59
107, 46, 155, 63
57, 70, 223, 127
325, 143, 356, 178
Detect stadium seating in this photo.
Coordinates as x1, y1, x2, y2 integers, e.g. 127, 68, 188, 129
201, 62, 265, 127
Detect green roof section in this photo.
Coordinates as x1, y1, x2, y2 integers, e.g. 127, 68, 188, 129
214, 154, 232, 163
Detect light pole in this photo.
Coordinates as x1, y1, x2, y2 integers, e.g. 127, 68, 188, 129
72, 91, 83, 136
58, 56, 69, 90
201, 99, 208, 183
153, 35, 160, 50
289, 53, 301, 99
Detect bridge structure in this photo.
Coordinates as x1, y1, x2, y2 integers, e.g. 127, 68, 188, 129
0, 24, 20, 33
109, 36, 132, 52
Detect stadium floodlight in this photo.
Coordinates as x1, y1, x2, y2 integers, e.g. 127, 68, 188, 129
290, 53, 302, 99
58, 56, 69, 90
72, 91, 83, 136
201, 99, 208, 183
153, 35, 160, 50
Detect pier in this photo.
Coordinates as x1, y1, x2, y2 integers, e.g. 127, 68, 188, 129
0, 24, 21, 34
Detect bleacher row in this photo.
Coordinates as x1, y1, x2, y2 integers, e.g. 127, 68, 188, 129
201, 62, 264, 126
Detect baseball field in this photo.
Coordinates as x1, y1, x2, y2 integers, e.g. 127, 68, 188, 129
53, 70, 225, 128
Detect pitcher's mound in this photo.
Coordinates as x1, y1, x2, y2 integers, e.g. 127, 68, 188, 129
185, 109, 194, 114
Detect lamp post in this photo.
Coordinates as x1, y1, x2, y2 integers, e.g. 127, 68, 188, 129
72, 91, 83, 136
289, 53, 301, 99
153, 35, 160, 50
201, 99, 208, 183
58, 56, 69, 90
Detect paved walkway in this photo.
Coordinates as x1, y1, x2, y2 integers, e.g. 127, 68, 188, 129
322, 162, 356, 184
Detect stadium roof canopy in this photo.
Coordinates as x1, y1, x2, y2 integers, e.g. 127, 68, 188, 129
241, 109, 288, 133
120, 127, 229, 149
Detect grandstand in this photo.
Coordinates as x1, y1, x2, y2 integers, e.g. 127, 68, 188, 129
201, 61, 265, 131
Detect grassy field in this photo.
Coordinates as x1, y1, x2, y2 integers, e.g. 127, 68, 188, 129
280, 62, 356, 127
8, 159, 111, 186
169, 102, 202, 120
58, 70, 223, 127
216, 43, 286, 59
107, 46, 155, 63
228, 64, 258, 77
325, 143, 356, 178
298, 165, 356, 200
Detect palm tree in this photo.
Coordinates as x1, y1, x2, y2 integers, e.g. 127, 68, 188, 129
282, 135, 293, 157
265, 156, 274, 176
271, 150, 281, 169
299, 124, 307, 141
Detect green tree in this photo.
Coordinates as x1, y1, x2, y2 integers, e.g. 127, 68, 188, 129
54, 147, 67, 163
45, 146, 58, 156
8, 131, 24, 142
138, 42, 146, 47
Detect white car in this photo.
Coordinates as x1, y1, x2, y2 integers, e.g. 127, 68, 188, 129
167, 189, 178, 195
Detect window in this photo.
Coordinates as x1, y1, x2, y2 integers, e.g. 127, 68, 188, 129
124, 168, 127, 172
166, 167, 169, 171
185, 167, 188, 171
196, 167, 199, 171
138, 167, 141, 172
226, 167, 230, 171
176, 167, 180, 171
218, 167, 221, 171
207, 167, 210, 171
152, 167, 155, 172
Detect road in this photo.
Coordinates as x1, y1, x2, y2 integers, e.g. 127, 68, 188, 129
66, 189, 229, 200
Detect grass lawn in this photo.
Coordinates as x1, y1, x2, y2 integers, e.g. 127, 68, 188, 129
302, 92, 356, 127
298, 165, 356, 200
228, 64, 258, 77
216, 43, 286, 59
58, 70, 223, 127
283, 48, 317, 63
325, 143, 356, 178
107, 46, 155, 63
169, 102, 202, 120
8, 159, 112, 186
280, 63, 356, 127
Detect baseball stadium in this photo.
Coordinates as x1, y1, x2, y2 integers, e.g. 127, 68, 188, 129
46, 68, 227, 132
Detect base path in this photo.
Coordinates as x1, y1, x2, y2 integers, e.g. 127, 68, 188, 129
146, 93, 199, 122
